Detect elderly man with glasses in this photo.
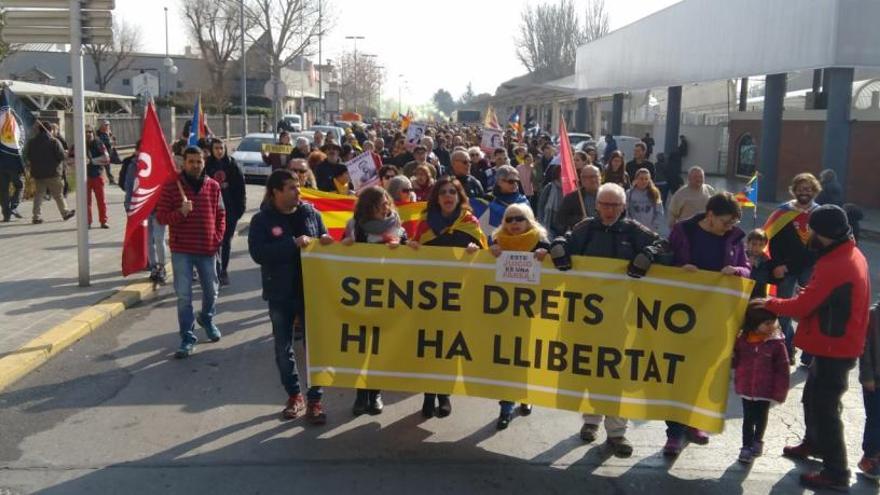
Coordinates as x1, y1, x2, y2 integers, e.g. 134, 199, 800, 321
550, 182, 668, 459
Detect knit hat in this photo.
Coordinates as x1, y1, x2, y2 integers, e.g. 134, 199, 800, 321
386, 175, 413, 198
808, 204, 851, 241
743, 301, 776, 332
495, 165, 520, 182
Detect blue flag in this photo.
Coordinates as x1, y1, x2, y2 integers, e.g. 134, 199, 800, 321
0, 86, 32, 168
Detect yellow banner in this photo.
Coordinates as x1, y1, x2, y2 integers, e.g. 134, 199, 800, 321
302, 243, 753, 432
261, 143, 293, 154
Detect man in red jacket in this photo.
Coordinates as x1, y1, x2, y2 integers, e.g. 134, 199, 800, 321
157, 146, 226, 358
757, 204, 870, 491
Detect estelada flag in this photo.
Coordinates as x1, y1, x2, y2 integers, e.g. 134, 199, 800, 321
299, 188, 425, 241
122, 102, 176, 276
558, 117, 578, 196
187, 94, 208, 147
734, 173, 758, 208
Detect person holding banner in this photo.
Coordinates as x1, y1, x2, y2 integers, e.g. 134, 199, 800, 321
262, 131, 292, 170
156, 146, 226, 359
489, 203, 548, 429
550, 182, 667, 458
664, 192, 749, 456
248, 168, 333, 424
341, 186, 410, 416
409, 176, 488, 417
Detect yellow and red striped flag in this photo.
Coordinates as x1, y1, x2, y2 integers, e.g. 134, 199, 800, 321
299, 188, 426, 241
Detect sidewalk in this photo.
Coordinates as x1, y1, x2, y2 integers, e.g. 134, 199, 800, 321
0, 180, 263, 362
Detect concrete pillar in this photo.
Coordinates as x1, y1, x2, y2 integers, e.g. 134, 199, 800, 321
575, 97, 589, 134
158, 106, 176, 143
223, 114, 231, 139
551, 101, 561, 135
738, 78, 749, 112
592, 100, 602, 137
664, 86, 682, 158
611, 93, 624, 135
758, 73, 787, 202
821, 67, 854, 200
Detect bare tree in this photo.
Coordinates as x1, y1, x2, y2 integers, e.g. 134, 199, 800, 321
584, 0, 610, 43
182, 0, 256, 106
84, 18, 142, 91
247, 0, 325, 115
515, 0, 584, 79
336, 50, 383, 116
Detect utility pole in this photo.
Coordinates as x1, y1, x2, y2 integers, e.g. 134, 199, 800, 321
318, 0, 323, 123
240, 0, 247, 133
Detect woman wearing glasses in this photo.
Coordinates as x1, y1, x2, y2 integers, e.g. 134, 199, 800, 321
409, 176, 487, 418
663, 191, 750, 457
489, 203, 548, 429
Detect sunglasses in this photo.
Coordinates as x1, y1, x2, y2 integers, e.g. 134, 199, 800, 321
293, 169, 309, 174
504, 215, 527, 223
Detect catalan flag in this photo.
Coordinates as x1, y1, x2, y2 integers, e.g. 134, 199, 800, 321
400, 109, 413, 132
484, 106, 500, 130
734, 173, 758, 208
299, 188, 426, 241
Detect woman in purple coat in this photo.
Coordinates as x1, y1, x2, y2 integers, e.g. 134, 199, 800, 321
663, 192, 751, 456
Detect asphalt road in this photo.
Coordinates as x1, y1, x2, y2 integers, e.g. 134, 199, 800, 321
2, 209, 880, 494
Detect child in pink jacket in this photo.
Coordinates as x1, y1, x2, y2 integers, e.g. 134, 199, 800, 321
732, 301, 790, 464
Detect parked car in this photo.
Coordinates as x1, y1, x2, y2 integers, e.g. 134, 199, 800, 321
566, 133, 593, 146
277, 114, 302, 132
595, 135, 644, 164
232, 133, 278, 183
307, 125, 345, 144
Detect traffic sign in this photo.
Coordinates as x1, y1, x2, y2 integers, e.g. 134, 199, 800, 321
5, 10, 112, 27
2, 26, 112, 45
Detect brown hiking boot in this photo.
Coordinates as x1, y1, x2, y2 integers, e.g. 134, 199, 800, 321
282, 394, 306, 420
306, 400, 327, 425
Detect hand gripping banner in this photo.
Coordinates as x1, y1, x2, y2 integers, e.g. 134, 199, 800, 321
302, 243, 752, 432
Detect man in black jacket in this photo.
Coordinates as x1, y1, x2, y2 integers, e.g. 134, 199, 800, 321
450, 149, 485, 199
206, 138, 247, 285
554, 165, 600, 235
25, 121, 74, 223
248, 169, 333, 425
550, 182, 668, 459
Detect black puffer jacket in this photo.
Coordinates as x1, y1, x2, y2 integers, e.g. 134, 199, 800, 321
562, 216, 669, 263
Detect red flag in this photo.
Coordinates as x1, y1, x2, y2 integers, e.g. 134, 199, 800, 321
558, 118, 578, 196
122, 102, 176, 276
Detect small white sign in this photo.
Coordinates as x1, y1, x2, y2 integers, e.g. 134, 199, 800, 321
481, 128, 504, 153
495, 251, 541, 285
131, 72, 159, 98
405, 122, 426, 150
346, 151, 379, 191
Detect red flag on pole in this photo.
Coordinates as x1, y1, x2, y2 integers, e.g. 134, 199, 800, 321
121, 102, 176, 276
558, 117, 578, 197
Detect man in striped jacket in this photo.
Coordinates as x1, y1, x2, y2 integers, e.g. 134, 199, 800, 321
157, 146, 226, 358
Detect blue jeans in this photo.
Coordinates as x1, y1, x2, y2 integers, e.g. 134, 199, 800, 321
171, 252, 218, 344
864, 386, 880, 457
268, 300, 322, 400
147, 212, 167, 266
777, 268, 814, 361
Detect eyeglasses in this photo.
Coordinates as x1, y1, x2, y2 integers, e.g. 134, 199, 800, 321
596, 201, 624, 208
292, 169, 309, 174
719, 217, 741, 227
438, 188, 458, 196
504, 215, 527, 223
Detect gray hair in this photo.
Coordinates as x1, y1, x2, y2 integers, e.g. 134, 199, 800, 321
386, 175, 413, 198
597, 182, 626, 204
295, 137, 309, 147
688, 166, 705, 175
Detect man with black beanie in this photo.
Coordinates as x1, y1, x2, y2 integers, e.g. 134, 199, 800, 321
756, 204, 870, 492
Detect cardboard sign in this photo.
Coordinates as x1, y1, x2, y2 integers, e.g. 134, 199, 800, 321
481, 128, 504, 153
261, 143, 293, 154
405, 123, 426, 150
345, 151, 379, 191
495, 251, 541, 285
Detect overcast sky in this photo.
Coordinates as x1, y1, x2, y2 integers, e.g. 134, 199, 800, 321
121, 0, 681, 105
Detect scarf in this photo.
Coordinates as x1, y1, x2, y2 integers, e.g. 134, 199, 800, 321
417, 207, 488, 248
494, 228, 541, 252
358, 211, 403, 243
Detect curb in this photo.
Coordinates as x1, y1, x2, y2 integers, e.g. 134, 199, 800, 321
0, 215, 253, 394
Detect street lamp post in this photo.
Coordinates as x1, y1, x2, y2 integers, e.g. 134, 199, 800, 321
163, 7, 178, 104
376, 65, 384, 119
240, 0, 247, 133
345, 35, 364, 113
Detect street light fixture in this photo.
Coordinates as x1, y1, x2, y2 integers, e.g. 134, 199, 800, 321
163, 7, 178, 102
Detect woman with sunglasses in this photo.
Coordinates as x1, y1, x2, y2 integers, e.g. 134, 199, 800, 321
489, 203, 548, 429
341, 186, 409, 416
386, 176, 416, 204
378, 164, 400, 190
409, 176, 488, 418
481, 165, 529, 233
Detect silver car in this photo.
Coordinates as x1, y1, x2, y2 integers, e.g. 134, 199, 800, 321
232, 133, 278, 183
